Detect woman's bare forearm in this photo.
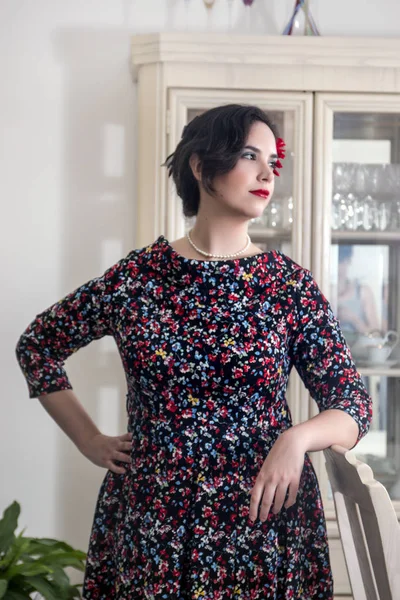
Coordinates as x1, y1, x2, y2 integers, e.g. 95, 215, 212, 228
283, 409, 359, 452
39, 389, 101, 453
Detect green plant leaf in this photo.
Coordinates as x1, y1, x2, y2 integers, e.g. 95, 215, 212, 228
24, 539, 75, 554
66, 585, 82, 599
0, 504, 85, 600
31, 548, 84, 560
0, 503, 20, 556
0, 533, 30, 574
3, 576, 33, 599
0, 579, 8, 598
8, 575, 37, 596
3, 591, 30, 600
49, 565, 70, 590
35, 552, 85, 571
6, 562, 53, 579
23, 576, 59, 600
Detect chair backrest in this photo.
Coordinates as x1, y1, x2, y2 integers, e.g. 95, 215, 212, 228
323, 444, 400, 600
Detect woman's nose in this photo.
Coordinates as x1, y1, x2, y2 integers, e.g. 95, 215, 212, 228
260, 165, 274, 182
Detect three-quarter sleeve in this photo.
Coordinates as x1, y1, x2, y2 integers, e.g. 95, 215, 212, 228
289, 267, 372, 445
16, 257, 128, 399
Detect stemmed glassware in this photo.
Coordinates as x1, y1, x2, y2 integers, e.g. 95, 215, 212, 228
332, 163, 353, 230
331, 162, 400, 232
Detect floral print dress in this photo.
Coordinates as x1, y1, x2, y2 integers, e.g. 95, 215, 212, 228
16, 235, 372, 600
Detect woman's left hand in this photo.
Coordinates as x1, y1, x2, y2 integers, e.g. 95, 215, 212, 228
249, 428, 307, 522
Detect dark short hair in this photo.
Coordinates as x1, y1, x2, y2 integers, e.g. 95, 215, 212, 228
163, 104, 279, 218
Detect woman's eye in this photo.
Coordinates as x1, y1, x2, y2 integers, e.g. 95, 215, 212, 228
242, 153, 277, 170
242, 152, 256, 160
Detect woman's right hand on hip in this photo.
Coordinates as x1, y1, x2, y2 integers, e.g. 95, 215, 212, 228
80, 432, 133, 474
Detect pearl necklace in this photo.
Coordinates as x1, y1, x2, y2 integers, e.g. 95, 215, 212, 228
186, 229, 251, 259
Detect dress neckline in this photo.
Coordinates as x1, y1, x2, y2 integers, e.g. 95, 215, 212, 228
158, 234, 271, 268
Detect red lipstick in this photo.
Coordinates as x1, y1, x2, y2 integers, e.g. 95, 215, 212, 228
250, 189, 270, 199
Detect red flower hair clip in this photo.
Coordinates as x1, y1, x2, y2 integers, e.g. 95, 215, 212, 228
273, 137, 286, 177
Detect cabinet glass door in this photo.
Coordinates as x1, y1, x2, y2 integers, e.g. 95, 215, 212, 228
315, 95, 400, 504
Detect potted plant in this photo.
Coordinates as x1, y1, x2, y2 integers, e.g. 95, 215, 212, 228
0, 501, 86, 599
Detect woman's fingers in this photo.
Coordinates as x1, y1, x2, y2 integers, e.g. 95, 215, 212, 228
258, 485, 277, 521
249, 483, 264, 522
114, 451, 132, 464
272, 483, 289, 514
81, 432, 133, 473
108, 461, 127, 475
119, 441, 133, 452
250, 478, 300, 521
250, 481, 275, 522
284, 482, 299, 509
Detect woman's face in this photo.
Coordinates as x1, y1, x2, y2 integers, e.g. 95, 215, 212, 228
196, 120, 278, 220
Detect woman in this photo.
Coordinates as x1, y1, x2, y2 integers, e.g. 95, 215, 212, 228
16, 104, 372, 599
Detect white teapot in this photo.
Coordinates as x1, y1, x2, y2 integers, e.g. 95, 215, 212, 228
350, 330, 399, 363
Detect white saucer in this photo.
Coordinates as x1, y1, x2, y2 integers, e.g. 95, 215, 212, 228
357, 359, 399, 369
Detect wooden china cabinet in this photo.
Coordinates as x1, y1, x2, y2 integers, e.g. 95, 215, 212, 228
131, 32, 400, 598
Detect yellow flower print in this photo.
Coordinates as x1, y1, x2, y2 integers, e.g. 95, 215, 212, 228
223, 338, 235, 347
155, 348, 167, 359
193, 587, 206, 598
188, 394, 199, 406
242, 272, 253, 281
196, 473, 206, 484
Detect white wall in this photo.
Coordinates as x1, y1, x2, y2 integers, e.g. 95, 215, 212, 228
1, 0, 400, 558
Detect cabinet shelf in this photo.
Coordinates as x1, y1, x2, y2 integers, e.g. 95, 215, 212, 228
249, 226, 291, 241
332, 230, 400, 242
357, 366, 400, 377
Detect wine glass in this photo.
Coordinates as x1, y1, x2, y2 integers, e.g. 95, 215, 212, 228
332, 163, 355, 230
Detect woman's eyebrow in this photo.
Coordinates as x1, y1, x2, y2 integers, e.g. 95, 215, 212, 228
243, 145, 278, 158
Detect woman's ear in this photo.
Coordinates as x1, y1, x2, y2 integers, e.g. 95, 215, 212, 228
189, 153, 202, 182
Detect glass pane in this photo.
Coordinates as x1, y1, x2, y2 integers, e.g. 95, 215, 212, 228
330, 111, 400, 501
185, 107, 295, 255
330, 244, 390, 347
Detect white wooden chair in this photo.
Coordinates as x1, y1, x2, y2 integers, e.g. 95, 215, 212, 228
323, 445, 400, 600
